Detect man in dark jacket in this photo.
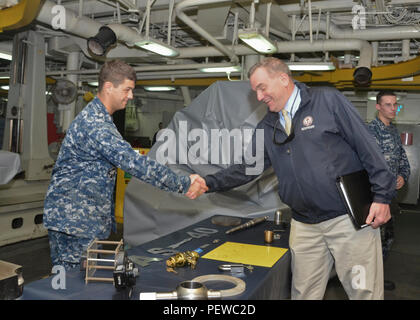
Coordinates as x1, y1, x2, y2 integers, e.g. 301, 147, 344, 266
201, 57, 395, 299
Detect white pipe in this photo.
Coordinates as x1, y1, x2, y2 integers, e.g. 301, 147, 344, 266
372, 41, 378, 66
402, 40, 410, 62
45, 62, 240, 76
175, 0, 239, 64
106, 23, 141, 46
308, 0, 312, 43
167, 0, 175, 45
145, 0, 151, 37
37, 0, 103, 39
78, 0, 84, 18
180, 86, 191, 106
36, 0, 373, 74
249, 1, 256, 29
265, 1, 271, 37
324, 11, 330, 61
291, 14, 296, 61
298, 19, 420, 41
62, 51, 79, 131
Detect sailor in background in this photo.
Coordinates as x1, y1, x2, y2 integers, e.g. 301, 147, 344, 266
368, 91, 411, 291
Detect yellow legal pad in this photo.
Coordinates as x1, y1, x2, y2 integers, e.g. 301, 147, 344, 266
202, 241, 288, 268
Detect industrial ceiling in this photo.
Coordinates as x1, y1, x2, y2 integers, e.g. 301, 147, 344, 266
0, 0, 420, 90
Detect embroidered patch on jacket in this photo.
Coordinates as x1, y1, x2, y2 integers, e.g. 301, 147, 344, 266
301, 116, 315, 131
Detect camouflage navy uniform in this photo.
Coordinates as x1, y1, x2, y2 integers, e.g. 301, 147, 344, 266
368, 117, 410, 259
44, 97, 190, 270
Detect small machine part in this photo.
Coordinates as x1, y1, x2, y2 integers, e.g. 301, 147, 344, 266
0, 260, 24, 300
218, 264, 254, 273
264, 230, 274, 243
140, 280, 220, 300
113, 252, 139, 291
82, 239, 139, 288
192, 274, 246, 297
211, 216, 242, 227
167, 237, 193, 249
166, 251, 200, 274
273, 233, 281, 240
128, 255, 162, 267
212, 239, 221, 244
225, 216, 269, 235
146, 247, 178, 256
274, 210, 282, 225
139, 275, 246, 300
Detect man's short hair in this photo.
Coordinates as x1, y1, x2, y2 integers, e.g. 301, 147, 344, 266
376, 91, 396, 104
98, 59, 136, 92
248, 57, 292, 79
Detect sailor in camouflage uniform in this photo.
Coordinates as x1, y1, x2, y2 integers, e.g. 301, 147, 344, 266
44, 60, 207, 270
368, 91, 410, 289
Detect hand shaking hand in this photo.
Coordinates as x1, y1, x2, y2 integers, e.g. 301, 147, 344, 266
185, 174, 208, 199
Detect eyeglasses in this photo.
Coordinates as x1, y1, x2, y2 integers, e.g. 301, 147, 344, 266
272, 119, 295, 145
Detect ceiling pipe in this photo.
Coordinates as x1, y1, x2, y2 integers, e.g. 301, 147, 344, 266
175, 0, 239, 64
45, 62, 239, 76
36, 0, 372, 84
36, 0, 103, 39
298, 19, 420, 42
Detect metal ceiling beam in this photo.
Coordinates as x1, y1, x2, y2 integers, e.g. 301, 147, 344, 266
294, 55, 420, 85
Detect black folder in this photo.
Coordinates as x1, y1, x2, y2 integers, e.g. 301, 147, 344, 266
336, 170, 372, 229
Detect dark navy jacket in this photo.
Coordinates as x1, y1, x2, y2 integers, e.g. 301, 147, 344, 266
205, 81, 396, 224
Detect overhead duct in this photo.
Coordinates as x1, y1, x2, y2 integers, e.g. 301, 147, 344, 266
36, 0, 103, 40
275, 39, 373, 86
36, 0, 374, 84
296, 18, 420, 42
175, 0, 239, 64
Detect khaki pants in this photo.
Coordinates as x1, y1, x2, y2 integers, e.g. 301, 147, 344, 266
289, 214, 384, 300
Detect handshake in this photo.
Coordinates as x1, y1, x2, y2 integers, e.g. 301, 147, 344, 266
185, 174, 208, 199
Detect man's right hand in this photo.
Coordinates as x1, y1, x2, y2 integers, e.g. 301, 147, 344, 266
396, 175, 405, 190
185, 174, 208, 199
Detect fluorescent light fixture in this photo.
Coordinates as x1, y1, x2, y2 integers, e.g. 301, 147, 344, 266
238, 28, 277, 54
144, 86, 176, 92
0, 76, 10, 79
287, 62, 336, 71
1, 85, 9, 90
135, 38, 179, 57
88, 81, 99, 87
0, 52, 12, 61
200, 66, 241, 73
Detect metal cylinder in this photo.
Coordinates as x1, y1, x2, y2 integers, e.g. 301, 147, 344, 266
274, 210, 282, 225
176, 281, 209, 300
264, 230, 273, 244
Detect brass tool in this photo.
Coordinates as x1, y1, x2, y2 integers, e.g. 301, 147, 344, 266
166, 251, 200, 274
225, 216, 269, 234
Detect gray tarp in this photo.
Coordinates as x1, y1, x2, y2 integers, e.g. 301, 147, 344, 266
0, 151, 21, 185
123, 80, 288, 247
